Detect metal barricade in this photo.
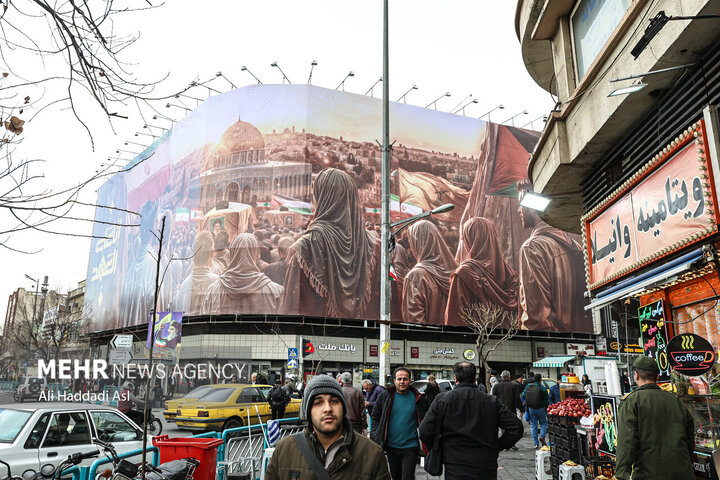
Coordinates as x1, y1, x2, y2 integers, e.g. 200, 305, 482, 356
86, 445, 160, 480
0, 380, 16, 392
214, 418, 303, 480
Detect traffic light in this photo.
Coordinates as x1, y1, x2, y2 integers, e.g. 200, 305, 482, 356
302, 339, 315, 356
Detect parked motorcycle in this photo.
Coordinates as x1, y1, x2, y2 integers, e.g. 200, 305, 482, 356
125, 404, 163, 435
93, 438, 198, 480
1, 450, 99, 480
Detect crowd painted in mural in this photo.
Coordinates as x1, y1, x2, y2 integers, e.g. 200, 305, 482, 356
87, 85, 589, 333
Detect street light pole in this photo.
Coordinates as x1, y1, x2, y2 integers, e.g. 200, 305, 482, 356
379, 0, 391, 387
24, 274, 39, 374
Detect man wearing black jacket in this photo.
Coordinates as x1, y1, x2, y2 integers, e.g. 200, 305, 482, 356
419, 362, 523, 480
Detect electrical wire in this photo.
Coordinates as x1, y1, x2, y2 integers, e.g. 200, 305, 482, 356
669, 272, 719, 326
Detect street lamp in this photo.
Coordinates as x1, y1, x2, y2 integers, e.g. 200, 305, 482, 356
396, 85, 418, 103
166, 102, 191, 113
307, 60, 318, 85
500, 110, 529, 126
521, 115, 548, 130
23, 275, 47, 374
478, 104, 504, 121
336, 71, 355, 91
23, 274, 39, 374
365, 77, 383, 97
270, 62, 291, 84
453, 98, 479, 116
519, 192, 551, 211
425, 92, 451, 110
135, 131, 158, 140
240, 66, 262, 84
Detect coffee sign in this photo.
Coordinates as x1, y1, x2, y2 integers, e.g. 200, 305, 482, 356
667, 333, 716, 376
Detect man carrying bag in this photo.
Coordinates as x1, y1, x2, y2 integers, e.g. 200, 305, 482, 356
419, 362, 523, 480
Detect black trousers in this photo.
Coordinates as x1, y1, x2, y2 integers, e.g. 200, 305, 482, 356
444, 464, 497, 480
385, 447, 418, 480
270, 405, 286, 420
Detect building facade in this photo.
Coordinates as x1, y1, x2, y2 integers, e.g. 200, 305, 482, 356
517, 0, 720, 367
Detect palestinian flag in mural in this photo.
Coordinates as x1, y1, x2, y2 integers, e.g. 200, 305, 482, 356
270, 194, 312, 215
395, 168, 469, 222
458, 122, 541, 270
364, 195, 423, 216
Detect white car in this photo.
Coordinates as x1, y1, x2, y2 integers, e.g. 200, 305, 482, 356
0, 403, 147, 478
411, 379, 454, 394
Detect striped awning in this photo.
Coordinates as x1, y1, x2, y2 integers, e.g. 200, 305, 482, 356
532, 356, 576, 368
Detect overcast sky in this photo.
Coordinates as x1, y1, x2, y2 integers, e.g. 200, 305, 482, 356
0, 1, 555, 322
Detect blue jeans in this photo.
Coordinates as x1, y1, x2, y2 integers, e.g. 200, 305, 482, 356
528, 407, 547, 446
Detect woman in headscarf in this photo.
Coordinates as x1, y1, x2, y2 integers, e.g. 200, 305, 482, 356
402, 220, 457, 324
445, 217, 519, 326
202, 233, 283, 314
281, 168, 379, 318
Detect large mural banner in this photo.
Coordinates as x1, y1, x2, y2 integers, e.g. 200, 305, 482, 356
86, 84, 590, 333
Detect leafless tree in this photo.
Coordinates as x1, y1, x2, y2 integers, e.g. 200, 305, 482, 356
0, 1, 200, 252
461, 302, 519, 390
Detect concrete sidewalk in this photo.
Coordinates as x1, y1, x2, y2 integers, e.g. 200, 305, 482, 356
414, 432, 536, 480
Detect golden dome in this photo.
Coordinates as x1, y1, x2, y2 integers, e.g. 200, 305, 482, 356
217, 117, 265, 153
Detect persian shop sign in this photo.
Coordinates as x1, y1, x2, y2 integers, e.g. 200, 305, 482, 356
666, 333, 716, 376
583, 121, 718, 290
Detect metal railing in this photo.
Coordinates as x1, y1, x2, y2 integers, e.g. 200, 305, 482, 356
202, 417, 303, 480
0, 380, 17, 392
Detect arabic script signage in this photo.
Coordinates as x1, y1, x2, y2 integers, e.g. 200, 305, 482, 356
666, 333, 716, 376
638, 300, 671, 382
583, 121, 718, 289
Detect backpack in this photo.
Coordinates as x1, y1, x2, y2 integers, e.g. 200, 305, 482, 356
269, 385, 286, 403
525, 383, 542, 408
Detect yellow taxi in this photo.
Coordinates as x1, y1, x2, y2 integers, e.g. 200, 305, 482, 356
163, 385, 214, 423
173, 384, 301, 432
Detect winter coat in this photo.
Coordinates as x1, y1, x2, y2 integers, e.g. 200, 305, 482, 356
370, 385, 428, 450
265, 418, 390, 480
419, 383, 523, 474
615, 383, 694, 480
342, 385, 367, 430
364, 382, 385, 411
492, 379, 522, 412
424, 382, 440, 406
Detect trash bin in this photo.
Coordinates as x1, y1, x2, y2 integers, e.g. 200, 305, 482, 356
152, 435, 224, 480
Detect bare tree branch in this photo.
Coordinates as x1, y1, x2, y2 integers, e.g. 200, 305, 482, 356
461, 302, 519, 390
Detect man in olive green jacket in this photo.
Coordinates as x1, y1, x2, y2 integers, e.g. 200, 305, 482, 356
266, 375, 390, 480
615, 356, 695, 480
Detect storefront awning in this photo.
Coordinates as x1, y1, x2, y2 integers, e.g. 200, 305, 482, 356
532, 356, 576, 368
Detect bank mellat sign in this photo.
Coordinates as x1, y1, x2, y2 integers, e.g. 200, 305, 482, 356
582, 120, 720, 290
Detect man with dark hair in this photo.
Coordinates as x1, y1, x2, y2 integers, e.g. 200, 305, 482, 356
268, 378, 290, 420
522, 373, 549, 448
493, 370, 522, 451
419, 362, 523, 479
517, 180, 589, 332
615, 356, 694, 480
266, 375, 390, 479
371, 367, 428, 480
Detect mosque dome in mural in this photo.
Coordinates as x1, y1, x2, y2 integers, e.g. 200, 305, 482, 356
218, 117, 265, 153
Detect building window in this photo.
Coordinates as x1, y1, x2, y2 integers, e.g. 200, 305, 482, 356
571, 0, 630, 80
